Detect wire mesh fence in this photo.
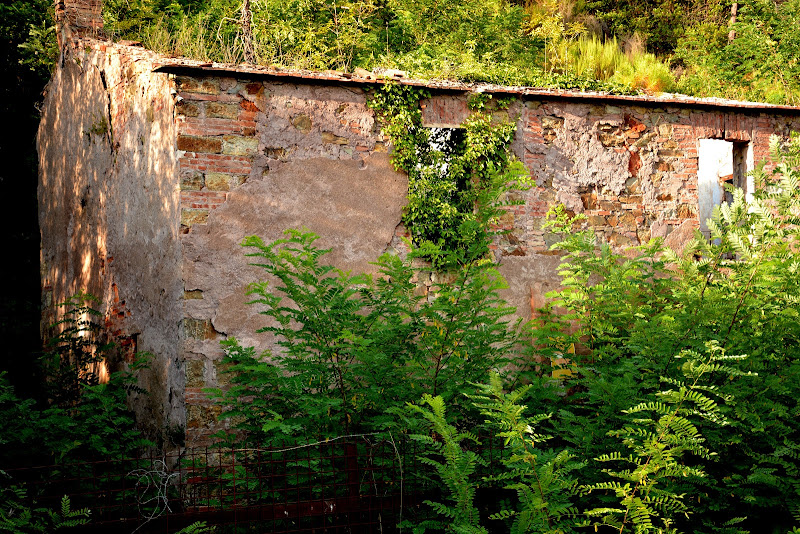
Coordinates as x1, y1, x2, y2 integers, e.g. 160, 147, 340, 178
3, 434, 507, 533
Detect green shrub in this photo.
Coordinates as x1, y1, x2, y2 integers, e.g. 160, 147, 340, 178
1, 295, 154, 530
406, 133, 800, 533
207, 229, 522, 445
0, 486, 90, 534
675, 0, 800, 105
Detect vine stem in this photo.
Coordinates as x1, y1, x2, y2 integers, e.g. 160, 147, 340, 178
722, 250, 766, 346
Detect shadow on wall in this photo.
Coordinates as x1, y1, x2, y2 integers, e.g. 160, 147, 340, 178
37, 44, 184, 446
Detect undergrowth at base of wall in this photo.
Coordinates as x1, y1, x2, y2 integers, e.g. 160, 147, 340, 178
203, 132, 800, 534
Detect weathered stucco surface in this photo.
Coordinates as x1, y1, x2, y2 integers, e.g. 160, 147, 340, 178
183, 153, 407, 342
38, 41, 184, 445
181, 156, 407, 437
174, 77, 408, 441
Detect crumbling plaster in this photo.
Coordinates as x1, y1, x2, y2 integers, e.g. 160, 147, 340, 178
182, 155, 407, 357
38, 42, 184, 445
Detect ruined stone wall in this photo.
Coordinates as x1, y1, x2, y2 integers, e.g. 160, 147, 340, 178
38, 40, 184, 446
418, 93, 800, 322
39, 36, 800, 445
173, 75, 408, 443
171, 73, 800, 442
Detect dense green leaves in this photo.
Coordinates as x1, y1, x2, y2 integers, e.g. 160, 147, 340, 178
402, 133, 800, 533
673, 0, 800, 104
207, 229, 521, 445
0, 296, 154, 531
367, 85, 533, 268
203, 133, 800, 533
100, 0, 800, 102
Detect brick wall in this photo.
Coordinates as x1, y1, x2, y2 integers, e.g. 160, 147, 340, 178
175, 77, 259, 231
171, 76, 800, 444
421, 97, 798, 257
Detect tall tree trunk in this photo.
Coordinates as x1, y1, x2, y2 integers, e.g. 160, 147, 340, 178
241, 0, 255, 63
728, 2, 738, 43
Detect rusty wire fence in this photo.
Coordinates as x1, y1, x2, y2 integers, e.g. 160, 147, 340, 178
4, 434, 507, 533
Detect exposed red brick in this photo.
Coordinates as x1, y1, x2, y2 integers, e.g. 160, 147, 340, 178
178, 92, 240, 102
180, 118, 256, 136
177, 135, 222, 153
180, 190, 228, 209
624, 114, 647, 133
180, 152, 253, 174
240, 100, 259, 112
628, 151, 642, 177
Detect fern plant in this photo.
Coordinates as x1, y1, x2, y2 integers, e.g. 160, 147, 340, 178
0, 480, 90, 534
581, 342, 749, 533
202, 229, 522, 513
471, 374, 583, 534
406, 394, 488, 534
39, 292, 110, 409
528, 132, 800, 533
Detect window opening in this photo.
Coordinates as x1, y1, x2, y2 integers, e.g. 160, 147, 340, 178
416, 127, 465, 178
697, 139, 752, 236
724, 141, 752, 204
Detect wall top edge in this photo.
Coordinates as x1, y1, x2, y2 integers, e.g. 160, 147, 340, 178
80, 38, 800, 115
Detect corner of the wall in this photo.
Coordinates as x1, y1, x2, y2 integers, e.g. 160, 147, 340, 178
55, 0, 104, 49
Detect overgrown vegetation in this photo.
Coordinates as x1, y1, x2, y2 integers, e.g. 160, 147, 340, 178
206, 132, 800, 532
674, 0, 800, 104
3, 106, 799, 534
0, 295, 156, 532
366, 84, 532, 267
8, 0, 800, 103
95, 0, 800, 103
207, 228, 520, 444
3, 3, 800, 528
100, 0, 659, 93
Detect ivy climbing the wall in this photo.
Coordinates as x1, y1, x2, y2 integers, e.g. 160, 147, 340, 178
367, 84, 532, 268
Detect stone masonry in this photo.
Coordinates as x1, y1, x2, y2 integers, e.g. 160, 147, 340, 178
39, 10, 800, 445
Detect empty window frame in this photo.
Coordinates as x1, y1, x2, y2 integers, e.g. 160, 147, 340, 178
697, 139, 753, 236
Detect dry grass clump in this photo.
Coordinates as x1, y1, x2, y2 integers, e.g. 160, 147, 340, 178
560, 34, 675, 94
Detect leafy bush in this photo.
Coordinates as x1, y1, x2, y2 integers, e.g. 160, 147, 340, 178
410, 133, 800, 533
207, 229, 521, 445
0, 295, 154, 530
675, 0, 800, 105
0, 485, 90, 534
103, 0, 667, 93
201, 133, 800, 532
